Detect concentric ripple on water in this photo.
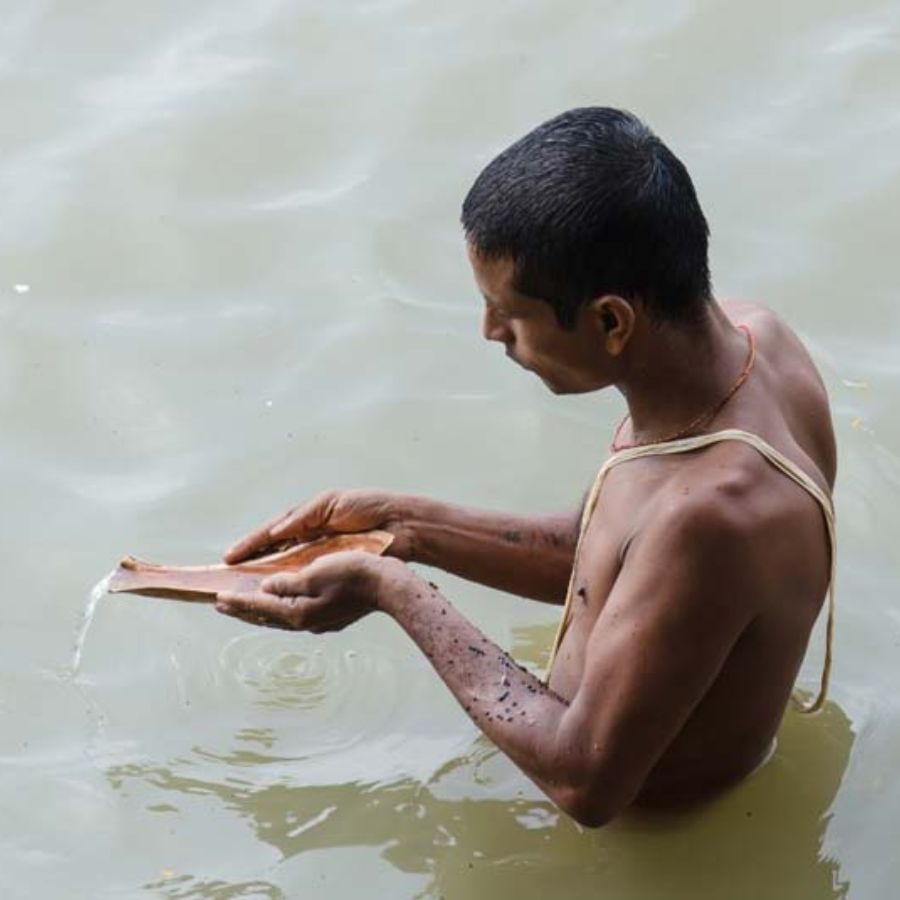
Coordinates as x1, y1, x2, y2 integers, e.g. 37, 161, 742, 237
217, 632, 408, 758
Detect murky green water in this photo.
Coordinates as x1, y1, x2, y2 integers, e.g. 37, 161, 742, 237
2, 1, 899, 897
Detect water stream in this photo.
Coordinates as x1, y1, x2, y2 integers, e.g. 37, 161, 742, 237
71, 572, 113, 676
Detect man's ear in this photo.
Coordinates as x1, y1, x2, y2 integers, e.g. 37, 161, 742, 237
590, 295, 635, 356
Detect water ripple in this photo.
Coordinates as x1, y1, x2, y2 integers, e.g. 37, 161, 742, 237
218, 632, 404, 754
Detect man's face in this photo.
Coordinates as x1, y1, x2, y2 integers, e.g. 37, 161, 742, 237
467, 245, 611, 395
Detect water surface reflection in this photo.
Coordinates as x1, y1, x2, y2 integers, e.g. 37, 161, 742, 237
109, 701, 852, 898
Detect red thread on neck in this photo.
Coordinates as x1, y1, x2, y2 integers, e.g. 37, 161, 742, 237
610, 324, 756, 453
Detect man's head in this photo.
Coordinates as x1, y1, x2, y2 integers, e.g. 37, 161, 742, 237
462, 107, 712, 393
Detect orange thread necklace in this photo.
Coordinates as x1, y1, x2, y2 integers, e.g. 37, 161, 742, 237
610, 324, 757, 453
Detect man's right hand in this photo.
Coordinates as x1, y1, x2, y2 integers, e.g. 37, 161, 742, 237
223, 489, 415, 564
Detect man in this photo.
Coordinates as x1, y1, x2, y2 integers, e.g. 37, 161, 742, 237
218, 108, 836, 827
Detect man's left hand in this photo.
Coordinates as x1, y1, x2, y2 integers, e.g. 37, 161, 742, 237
215, 551, 416, 632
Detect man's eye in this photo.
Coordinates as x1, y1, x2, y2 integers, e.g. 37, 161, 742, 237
484, 297, 513, 322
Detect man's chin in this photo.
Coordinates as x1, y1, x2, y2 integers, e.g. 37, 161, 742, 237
535, 372, 595, 396
507, 354, 574, 394
533, 371, 565, 394
540, 377, 567, 395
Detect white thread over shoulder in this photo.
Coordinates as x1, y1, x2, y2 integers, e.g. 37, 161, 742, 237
545, 428, 836, 715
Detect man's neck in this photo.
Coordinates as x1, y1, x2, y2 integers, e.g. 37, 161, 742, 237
615, 302, 750, 446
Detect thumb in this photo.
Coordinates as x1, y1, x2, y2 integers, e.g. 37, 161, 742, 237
261, 570, 315, 596
265, 550, 366, 595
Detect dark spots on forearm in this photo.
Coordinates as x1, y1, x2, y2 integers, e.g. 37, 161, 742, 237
539, 516, 580, 554
577, 586, 588, 605
410, 588, 571, 736
502, 530, 523, 544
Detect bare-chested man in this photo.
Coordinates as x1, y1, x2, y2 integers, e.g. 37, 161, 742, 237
218, 108, 836, 827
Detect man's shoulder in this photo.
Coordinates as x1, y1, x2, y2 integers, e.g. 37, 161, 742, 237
596, 455, 779, 628
631, 443, 806, 576
647, 453, 774, 546
598, 436, 805, 567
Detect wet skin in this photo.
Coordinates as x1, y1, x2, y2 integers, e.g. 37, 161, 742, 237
220, 253, 836, 826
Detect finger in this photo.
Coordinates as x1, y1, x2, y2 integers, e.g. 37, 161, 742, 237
216, 590, 334, 632
263, 550, 369, 595
223, 507, 299, 564
268, 491, 338, 542
215, 590, 297, 623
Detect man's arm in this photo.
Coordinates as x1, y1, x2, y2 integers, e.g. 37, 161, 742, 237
380, 495, 761, 825
226, 489, 579, 604
402, 496, 577, 603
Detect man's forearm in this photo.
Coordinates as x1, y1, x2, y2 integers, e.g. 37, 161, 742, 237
398, 495, 577, 604
380, 578, 585, 811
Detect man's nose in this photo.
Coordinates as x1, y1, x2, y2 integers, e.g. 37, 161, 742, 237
482, 307, 508, 343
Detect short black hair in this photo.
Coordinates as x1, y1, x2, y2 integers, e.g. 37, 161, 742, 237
461, 107, 711, 328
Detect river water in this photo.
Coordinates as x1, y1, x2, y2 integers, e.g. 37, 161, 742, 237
2, 1, 899, 897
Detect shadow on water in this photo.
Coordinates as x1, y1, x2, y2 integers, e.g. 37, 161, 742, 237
110, 701, 852, 899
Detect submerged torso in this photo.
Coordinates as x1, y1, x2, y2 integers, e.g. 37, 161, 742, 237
548, 301, 837, 806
